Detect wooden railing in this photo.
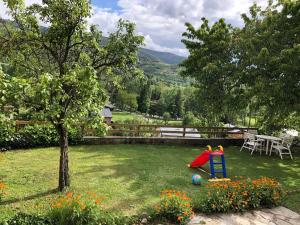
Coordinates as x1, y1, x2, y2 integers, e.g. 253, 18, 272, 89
14, 120, 258, 139
103, 123, 257, 138
15, 120, 48, 131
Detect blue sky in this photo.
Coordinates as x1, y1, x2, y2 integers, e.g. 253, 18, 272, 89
0, 0, 269, 56
93, 0, 121, 11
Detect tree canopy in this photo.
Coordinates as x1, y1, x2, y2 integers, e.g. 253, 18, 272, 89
181, 0, 300, 131
0, 0, 143, 190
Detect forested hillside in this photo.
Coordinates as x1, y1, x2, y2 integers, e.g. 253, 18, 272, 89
139, 48, 185, 64
138, 50, 188, 85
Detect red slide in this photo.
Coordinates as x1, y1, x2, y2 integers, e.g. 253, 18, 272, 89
189, 150, 210, 168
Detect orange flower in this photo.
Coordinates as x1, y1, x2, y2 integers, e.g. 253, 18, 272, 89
0, 182, 6, 190
66, 192, 73, 198
76, 194, 82, 200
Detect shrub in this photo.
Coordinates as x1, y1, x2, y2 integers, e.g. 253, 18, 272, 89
0, 122, 83, 151
182, 112, 196, 126
0, 182, 6, 202
1, 213, 51, 225
48, 192, 103, 225
0, 116, 15, 150
163, 112, 171, 125
96, 212, 138, 225
154, 190, 194, 224
193, 177, 285, 213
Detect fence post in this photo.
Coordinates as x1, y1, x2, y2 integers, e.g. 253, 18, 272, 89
136, 125, 140, 137
183, 126, 186, 137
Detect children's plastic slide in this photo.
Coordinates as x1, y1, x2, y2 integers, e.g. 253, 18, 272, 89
188, 150, 210, 168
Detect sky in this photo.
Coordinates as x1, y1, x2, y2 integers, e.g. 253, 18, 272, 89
0, 0, 269, 56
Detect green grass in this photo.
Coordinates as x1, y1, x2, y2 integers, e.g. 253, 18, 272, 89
112, 111, 183, 125
0, 145, 299, 220
112, 111, 142, 122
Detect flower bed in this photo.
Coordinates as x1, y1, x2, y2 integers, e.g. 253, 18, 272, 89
0, 182, 5, 202
0, 177, 287, 225
154, 190, 194, 224
193, 177, 285, 213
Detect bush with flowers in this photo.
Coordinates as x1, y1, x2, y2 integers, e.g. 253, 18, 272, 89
48, 191, 104, 225
193, 177, 285, 213
0, 182, 5, 202
154, 190, 194, 224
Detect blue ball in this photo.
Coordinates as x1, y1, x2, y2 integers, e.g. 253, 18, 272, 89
192, 174, 202, 185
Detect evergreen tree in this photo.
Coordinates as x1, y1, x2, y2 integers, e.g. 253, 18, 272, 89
174, 89, 184, 118
137, 80, 152, 113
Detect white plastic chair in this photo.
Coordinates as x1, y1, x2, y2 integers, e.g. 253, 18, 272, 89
240, 132, 264, 155
270, 134, 294, 159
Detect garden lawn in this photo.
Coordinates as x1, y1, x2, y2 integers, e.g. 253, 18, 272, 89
112, 111, 183, 125
112, 111, 142, 122
0, 145, 299, 221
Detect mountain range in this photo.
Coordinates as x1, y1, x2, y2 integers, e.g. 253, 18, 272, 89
1, 19, 188, 84
138, 48, 188, 84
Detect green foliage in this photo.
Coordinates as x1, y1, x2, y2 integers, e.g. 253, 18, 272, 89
182, 112, 196, 126
163, 112, 171, 125
193, 177, 285, 214
235, 0, 300, 131
181, 18, 236, 125
137, 80, 152, 113
0, 0, 143, 190
181, 1, 300, 131
174, 89, 184, 118
95, 212, 137, 225
48, 192, 101, 225
1, 213, 51, 225
0, 120, 83, 151
0, 115, 15, 150
115, 90, 138, 112
154, 190, 193, 225
138, 51, 188, 85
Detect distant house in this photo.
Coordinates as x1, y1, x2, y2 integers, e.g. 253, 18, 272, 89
101, 103, 114, 124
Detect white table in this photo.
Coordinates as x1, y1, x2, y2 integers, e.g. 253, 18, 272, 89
256, 135, 282, 155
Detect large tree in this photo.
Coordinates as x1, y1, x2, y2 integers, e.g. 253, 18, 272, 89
236, 0, 300, 131
0, 0, 143, 191
180, 18, 237, 125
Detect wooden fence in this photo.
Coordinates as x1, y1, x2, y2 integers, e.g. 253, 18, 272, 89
102, 123, 257, 138
15, 120, 47, 131
15, 120, 258, 139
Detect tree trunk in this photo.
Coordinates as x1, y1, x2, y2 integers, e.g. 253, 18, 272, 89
56, 123, 70, 191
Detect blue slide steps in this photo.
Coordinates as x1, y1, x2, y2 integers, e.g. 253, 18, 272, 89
209, 154, 227, 178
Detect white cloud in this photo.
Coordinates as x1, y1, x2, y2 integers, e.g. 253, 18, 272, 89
89, 0, 269, 56
0, 0, 42, 19
88, 7, 121, 35
1, 0, 270, 56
